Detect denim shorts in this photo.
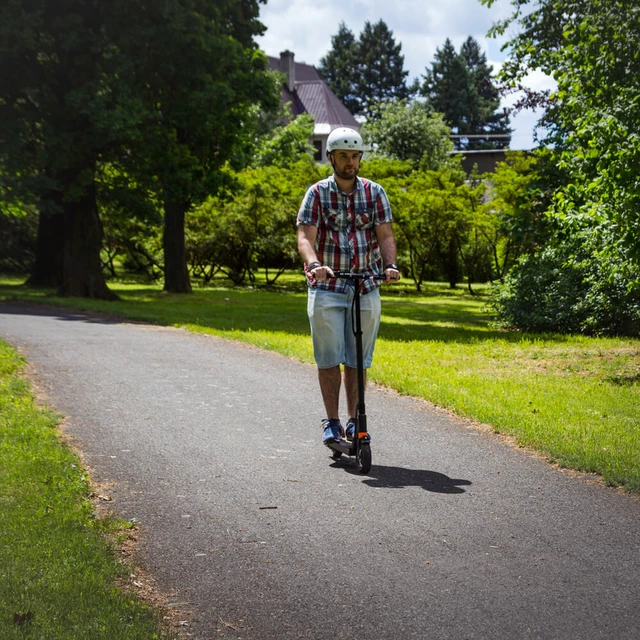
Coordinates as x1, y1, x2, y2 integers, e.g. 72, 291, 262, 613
307, 286, 382, 369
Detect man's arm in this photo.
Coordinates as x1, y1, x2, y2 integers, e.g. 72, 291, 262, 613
375, 222, 400, 284
297, 225, 334, 281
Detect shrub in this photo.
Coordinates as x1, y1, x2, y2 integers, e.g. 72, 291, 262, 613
491, 231, 640, 336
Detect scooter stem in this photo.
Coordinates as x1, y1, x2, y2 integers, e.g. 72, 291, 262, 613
353, 283, 366, 434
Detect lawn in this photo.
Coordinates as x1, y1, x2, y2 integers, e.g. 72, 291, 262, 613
1, 274, 639, 491
0, 338, 174, 639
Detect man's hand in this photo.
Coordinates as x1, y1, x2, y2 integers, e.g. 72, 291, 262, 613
311, 265, 335, 281
384, 264, 400, 284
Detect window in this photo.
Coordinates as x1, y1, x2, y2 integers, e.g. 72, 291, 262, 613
313, 140, 323, 161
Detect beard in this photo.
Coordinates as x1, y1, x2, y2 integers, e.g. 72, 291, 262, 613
332, 162, 359, 181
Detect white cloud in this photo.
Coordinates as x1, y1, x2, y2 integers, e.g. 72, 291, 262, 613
256, 0, 550, 149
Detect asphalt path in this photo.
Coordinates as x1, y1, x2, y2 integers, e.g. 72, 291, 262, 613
1, 302, 639, 640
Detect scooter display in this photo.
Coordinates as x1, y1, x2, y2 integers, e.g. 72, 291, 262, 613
325, 271, 385, 474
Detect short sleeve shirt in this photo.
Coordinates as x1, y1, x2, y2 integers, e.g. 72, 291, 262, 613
296, 175, 393, 294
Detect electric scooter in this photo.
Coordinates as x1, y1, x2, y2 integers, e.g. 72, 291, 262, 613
324, 271, 385, 474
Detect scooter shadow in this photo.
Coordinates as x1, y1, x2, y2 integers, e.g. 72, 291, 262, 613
332, 461, 472, 494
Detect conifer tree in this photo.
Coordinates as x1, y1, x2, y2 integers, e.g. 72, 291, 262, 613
356, 20, 410, 118
422, 37, 511, 150
460, 36, 511, 149
319, 19, 410, 118
318, 22, 360, 115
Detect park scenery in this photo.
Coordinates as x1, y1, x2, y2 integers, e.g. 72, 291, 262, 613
1, 0, 638, 638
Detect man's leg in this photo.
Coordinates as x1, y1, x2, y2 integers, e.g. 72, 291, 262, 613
343, 365, 365, 420
318, 365, 342, 419
307, 288, 349, 444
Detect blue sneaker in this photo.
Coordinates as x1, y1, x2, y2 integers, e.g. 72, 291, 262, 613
322, 418, 344, 445
345, 418, 357, 441
345, 418, 371, 441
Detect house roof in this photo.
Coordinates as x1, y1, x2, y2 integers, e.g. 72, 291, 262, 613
267, 56, 359, 132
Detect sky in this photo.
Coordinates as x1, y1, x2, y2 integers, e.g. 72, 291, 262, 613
256, 0, 556, 150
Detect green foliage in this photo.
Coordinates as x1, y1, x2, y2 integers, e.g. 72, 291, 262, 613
252, 109, 315, 168
0, 206, 37, 274
318, 19, 410, 117
97, 166, 163, 282
119, 1, 280, 204
483, 151, 549, 279
361, 101, 453, 170
383, 163, 489, 291
422, 37, 511, 149
483, 0, 640, 336
358, 157, 414, 182
187, 160, 323, 285
460, 37, 512, 147
0, 0, 132, 297
492, 232, 640, 337
356, 20, 411, 118
0, 0, 279, 297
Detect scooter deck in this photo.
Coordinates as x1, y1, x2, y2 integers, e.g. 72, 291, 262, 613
326, 437, 355, 457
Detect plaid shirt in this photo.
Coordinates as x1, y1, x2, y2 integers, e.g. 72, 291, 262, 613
296, 175, 393, 294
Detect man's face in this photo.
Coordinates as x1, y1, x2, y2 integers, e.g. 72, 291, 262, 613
329, 149, 361, 180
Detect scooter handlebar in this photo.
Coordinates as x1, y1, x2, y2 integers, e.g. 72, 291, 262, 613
333, 271, 386, 281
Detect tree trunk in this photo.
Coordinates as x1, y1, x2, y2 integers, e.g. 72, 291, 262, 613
58, 175, 118, 300
441, 236, 460, 289
163, 199, 192, 293
28, 208, 64, 288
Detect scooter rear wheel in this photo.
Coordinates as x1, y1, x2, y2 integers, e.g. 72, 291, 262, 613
356, 442, 372, 474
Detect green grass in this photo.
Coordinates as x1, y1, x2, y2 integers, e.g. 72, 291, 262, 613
1, 274, 639, 491
0, 338, 173, 639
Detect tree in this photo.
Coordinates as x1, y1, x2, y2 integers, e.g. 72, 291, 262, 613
422, 39, 473, 142
422, 37, 511, 150
460, 37, 511, 149
0, 192, 38, 275
0, 1, 127, 299
482, 151, 549, 280
252, 108, 315, 168
360, 101, 453, 170
356, 20, 410, 118
97, 166, 164, 283
115, 0, 280, 294
317, 22, 361, 115
385, 164, 485, 291
482, 0, 640, 335
0, 1, 278, 298
188, 159, 323, 286
318, 19, 410, 118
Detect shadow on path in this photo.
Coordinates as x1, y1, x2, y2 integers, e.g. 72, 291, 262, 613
0, 302, 134, 325
332, 461, 472, 494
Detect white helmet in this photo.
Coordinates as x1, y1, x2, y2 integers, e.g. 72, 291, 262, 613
326, 127, 364, 154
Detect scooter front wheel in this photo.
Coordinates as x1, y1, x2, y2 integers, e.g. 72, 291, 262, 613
356, 442, 372, 474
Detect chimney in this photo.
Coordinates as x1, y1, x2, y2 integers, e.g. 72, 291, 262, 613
280, 50, 295, 92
